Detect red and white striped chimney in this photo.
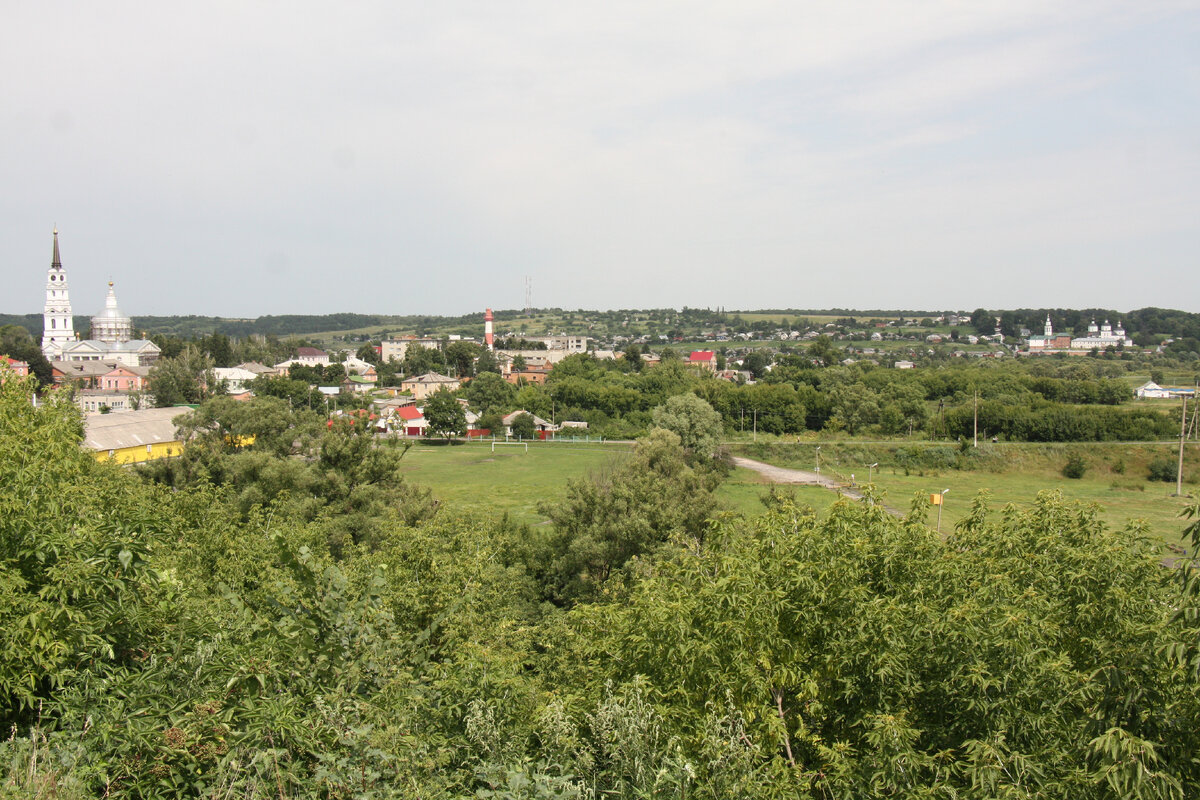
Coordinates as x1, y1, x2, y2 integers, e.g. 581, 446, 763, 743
484, 308, 494, 351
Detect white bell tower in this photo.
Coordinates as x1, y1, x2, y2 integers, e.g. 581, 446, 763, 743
41, 228, 75, 359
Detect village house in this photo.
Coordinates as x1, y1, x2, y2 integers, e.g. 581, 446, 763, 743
84, 406, 189, 464
501, 410, 557, 439
504, 365, 552, 385
274, 348, 331, 373
1135, 381, 1195, 399
236, 361, 280, 378
394, 405, 427, 436
341, 374, 378, 394
76, 390, 142, 414
380, 337, 443, 363
296, 346, 330, 365
400, 372, 460, 400
2, 357, 29, 377
99, 364, 150, 392
687, 350, 717, 372
212, 366, 260, 395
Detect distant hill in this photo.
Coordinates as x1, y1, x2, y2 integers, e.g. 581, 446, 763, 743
4, 307, 1200, 346
0, 314, 42, 336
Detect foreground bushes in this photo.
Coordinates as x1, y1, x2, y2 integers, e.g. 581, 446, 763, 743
4, 374, 1200, 798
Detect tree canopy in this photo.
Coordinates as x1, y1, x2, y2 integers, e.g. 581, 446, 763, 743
4, 370, 1200, 798
424, 388, 467, 440
651, 393, 724, 458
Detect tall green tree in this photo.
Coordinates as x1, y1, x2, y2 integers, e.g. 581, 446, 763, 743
423, 388, 467, 440
509, 411, 536, 440
356, 342, 380, 365
807, 335, 840, 367
0, 373, 159, 728
147, 345, 216, 406
0, 324, 53, 386
475, 348, 501, 375
465, 371, 515, 414
540, 428, 719, 603
402, 344, 442, 377
445, 341, 483, 378
651, 393, 724, 458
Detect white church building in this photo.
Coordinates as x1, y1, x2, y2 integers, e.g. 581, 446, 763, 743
1069, 319, 1133, 350
40, 229, 161, 366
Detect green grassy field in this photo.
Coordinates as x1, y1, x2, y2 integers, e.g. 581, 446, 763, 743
734, 442, 1199, 547
397, 441, 806, 524
864, 469, 1193, 545
717, 467, 837, 516
398, 441, 635, 524
395, 438, 1197, 549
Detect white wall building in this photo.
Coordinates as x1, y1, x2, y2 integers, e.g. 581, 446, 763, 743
1070, 319, 1133, 350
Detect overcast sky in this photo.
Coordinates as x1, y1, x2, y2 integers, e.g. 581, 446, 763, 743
3, 2, 1199, 318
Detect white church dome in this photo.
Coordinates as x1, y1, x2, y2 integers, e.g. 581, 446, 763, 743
91, 282, 133, 343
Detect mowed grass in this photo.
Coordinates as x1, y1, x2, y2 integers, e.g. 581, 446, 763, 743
738, 443, 1198, 548
397, 439, 1197, 550
398, 441, 635, 524
860, 468, 1194, 547
397, 442, 812, 525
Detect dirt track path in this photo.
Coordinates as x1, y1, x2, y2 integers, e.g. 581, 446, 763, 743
730, 456, 903, 517
730, 456, 840, 487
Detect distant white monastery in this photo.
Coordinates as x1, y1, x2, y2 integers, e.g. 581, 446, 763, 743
40, 229, 161, 366
1026, 314, 1133, 352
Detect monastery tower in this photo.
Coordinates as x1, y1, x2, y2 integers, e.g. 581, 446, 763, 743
41, 228, 75, 358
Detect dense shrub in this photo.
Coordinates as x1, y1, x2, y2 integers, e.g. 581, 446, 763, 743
1062, 453, 1088, 479
1149, 456, 1178, 482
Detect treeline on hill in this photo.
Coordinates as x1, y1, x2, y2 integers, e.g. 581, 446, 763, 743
5, 371, 1200, 798
511, 351, 1180, 442
8, 305, 1200, 350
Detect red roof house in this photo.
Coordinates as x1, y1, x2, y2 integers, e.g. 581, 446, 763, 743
2, 356, 29, 377
688, 351, 717, 372
396, 404, 427, 436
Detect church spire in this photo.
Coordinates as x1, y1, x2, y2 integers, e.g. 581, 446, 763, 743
42, 227, 75, 358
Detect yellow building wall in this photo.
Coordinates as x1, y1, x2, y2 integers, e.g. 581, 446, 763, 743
94, 439, 184, 465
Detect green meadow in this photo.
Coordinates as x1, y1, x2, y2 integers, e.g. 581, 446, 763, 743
397, 441, 802, 524
736, 441, 1199, 547
396, 438, 1197, 549
398, 441, 635, 524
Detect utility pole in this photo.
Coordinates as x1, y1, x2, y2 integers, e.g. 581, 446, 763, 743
1190, 381, 1199, 440
973, 389, 978, 448
753, 409, 758, 442
1178, 393, 1188, 496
